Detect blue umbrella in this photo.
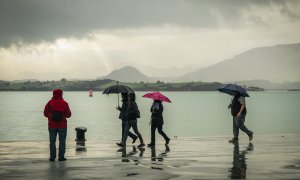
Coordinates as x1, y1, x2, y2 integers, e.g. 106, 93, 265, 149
217, 84, 250, 97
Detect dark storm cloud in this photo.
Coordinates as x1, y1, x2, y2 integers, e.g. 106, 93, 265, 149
0, 0, 298, 47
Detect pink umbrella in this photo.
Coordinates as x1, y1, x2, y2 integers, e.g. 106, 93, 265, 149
142, 91, 172, 103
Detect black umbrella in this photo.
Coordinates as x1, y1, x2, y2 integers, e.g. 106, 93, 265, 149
217, 83, 250, 97
102, 82, 134, 106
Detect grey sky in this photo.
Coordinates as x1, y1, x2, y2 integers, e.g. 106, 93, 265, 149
0, 0, 298, 46
0, 0, 300, 80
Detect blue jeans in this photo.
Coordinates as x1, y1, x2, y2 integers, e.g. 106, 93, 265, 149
48, 128, 67, 159
233, 115, 252, 140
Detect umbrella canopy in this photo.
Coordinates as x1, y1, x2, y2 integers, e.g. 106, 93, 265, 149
102, 82, 134, 107
217, 84, 250, 97
142, 91, 172, 103
102, 84, 134, 95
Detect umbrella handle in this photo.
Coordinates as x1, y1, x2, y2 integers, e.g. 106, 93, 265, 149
117, 81, 119, 107
118, 93, 119, 107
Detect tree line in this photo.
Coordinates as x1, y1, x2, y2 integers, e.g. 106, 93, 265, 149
0, 79, 264, 91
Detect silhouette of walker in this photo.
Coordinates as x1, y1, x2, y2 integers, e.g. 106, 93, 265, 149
229, 142, 254, 179
217, 84, 253, 143
150, 144, 170, 162
118, 146, 145, 164
121, 92, 145, 148
116, 93, 137, 146
142, 92, 171, 147
150, 144, 170, 171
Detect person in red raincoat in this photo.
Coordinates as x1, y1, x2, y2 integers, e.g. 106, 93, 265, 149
44, 89, 71, 161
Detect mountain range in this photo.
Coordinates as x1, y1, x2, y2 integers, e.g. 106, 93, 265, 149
179, 43, 300, 82
101, 43, 300, 89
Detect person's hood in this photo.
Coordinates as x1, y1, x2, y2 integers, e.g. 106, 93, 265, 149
52, 89, 63, 100
128, 92, 136, 101
121, 93, 128, 102
154, 100, 162, 104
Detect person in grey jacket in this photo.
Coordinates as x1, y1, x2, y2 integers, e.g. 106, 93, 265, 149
120, 92, 145, 148
228, 90, 253, 143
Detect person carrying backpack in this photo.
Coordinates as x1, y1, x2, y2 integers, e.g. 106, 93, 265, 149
116, 93, 137, 146
120, 92, 145, 148
44, 89, 71, 161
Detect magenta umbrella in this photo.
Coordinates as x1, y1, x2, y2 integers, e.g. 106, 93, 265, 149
142, 91, 172, 103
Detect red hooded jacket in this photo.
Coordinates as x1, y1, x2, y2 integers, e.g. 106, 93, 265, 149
44, 89, 71, 128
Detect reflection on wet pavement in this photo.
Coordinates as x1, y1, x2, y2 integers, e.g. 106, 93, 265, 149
228, 142, 253, 179
118, 146, 145, 164
151, 144, 170, 162
1, 135, 300, 179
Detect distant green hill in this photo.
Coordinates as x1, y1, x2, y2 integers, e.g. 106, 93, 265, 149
0, 79, 113, 91
0, 79, 264, 92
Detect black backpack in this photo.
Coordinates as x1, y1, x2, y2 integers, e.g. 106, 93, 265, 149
136, 109, 141, 119
127, 102, 141, 120
47, 103, 63, 122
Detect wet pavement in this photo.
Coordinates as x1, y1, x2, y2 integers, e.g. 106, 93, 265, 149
0, 135, 300, 179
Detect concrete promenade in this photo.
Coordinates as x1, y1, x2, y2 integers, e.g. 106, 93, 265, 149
0, 135, 300, 179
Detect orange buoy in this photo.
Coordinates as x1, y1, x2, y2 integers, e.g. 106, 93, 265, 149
89, 89, 93, 97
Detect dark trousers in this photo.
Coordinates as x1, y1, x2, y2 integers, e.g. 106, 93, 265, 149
48, 128, 67, 159
151, 122, 169, 144
122, 120, 144, 145
233, 115, 252, 139
122, 120, 137, 141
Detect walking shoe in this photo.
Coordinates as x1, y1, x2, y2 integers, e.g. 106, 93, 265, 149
165, 138, 170, 145
116, 142, 123, 147
58, 157, 67, 161
228, 138, 238, 143
165, 144, 170, 152
147, 143, 155, 147
132, 137, 137, 144
49, 158, 55, 162
137, 143, 145, 148
116, 148, 125, 152
248, 132, 253, 141
118, 143, 125, 147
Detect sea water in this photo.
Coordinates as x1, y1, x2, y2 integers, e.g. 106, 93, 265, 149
0, 91, 299, 142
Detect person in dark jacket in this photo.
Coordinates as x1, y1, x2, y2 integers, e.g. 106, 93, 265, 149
147, 100, 170, 147
116, 93, 137, 146
44, 89, 71, 161
120, 92, 145, 148
228, 90, 253, 143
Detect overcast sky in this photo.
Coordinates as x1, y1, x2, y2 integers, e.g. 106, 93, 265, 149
0, 0, 300, 80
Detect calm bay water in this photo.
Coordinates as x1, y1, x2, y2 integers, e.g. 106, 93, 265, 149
0, 91, 299, 142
